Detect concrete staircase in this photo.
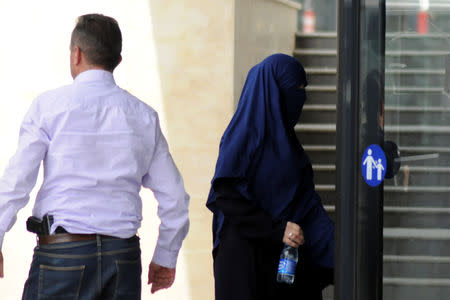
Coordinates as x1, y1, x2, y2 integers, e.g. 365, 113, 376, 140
294, 29, 450, 300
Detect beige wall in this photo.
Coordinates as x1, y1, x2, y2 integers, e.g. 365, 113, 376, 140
149, 0, 299, 299
147, 1, 235, 299
234, 0, 300, 103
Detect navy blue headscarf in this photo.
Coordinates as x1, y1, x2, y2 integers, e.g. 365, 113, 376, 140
207, 54, 310, 247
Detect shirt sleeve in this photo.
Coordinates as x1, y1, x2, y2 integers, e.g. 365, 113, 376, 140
0, 100, 50, 251
142, 115, 190, 268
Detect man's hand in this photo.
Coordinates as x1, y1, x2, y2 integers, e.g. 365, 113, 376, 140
148, 261, 175, 294
283, 221, 305, 248
0, 251, 4, 278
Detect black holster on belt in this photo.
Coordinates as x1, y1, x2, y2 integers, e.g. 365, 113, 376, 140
26, 215, 54, 235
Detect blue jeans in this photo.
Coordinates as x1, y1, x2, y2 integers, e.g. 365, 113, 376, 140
22, 235, 142, 300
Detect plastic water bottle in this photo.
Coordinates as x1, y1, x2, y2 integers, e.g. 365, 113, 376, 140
277, 244, 298, 284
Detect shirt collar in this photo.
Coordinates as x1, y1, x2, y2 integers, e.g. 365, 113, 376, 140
73, 69, 116, 85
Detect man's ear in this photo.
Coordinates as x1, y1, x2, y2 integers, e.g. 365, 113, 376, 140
74, 46, 82, 65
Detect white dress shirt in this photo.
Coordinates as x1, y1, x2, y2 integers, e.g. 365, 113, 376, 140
0, 70, 189, 268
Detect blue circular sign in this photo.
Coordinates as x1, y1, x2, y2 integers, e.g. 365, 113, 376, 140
361, 144, 386, 187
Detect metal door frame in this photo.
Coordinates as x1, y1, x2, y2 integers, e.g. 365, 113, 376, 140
335, 1, 386, 299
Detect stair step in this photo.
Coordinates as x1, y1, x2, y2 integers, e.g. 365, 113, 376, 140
384, 228, 450, 240
384, 284, 450, 300
304, 67, 337, 74
384, 277, 450, 287
296, 49, 450, 57
316, 184, 450, 193
323, 204, 450, 228
385, 125, 450, 133
303, 145, 336, 151
306, 145, 450, 154
315, 172, 450, 189
314, 165, 450, 175
306, 85, 336, 92
388, 186, 450, 193
294, 49, 337, 56
295, 49, 449, 69
388, 50, 450, 56
384, 264, 450, 280
385, 86, 445, 93
295, 123, 335, 132
400, 146, 450, 153
387, 68, 446, 75
324, 205, 450, 214
386, 35, 450, 51
295, 32, 337, 49
305, 84, 446, 93
296, 123, 450, 134
306, 68, 446, 86
296, 31, 450, 55
386, 106, 450, 112
303, 104, 450, 112
317, 190, 450, 207
385, 49, 450, 69
384, 228, 449, 256
302, 90, 338, 105
384, 255, 450, 278
305, 67, 446, 75
303, 145, 336, 164
299, 130, 450, 149
384, 233, 450, 258
384, 255, 450, 264
386, 94, 450, 107
386, 1, 450, 11
294, 52, 336, 68
296, 32, 337, 38
303, 104, 336, 111
316, 184, 335, 192
301, 104, 450, 125
296, 32, 450, 39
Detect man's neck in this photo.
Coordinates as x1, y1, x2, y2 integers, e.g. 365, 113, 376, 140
73, 65, 110, 79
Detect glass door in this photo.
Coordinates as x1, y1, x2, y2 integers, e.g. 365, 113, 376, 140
383, 1, 450, 299
336, 1, 450, 299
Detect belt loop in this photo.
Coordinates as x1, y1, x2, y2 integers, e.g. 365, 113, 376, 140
96, 234, 101, 247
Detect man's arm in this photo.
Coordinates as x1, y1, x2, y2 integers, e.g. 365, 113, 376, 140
0, 100, 49, 277
142, 115, 189, 293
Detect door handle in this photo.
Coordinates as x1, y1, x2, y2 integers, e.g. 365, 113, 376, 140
383, 140, 440, 179
394, 153, 439, 163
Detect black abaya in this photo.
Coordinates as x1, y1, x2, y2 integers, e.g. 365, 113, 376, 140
213, 178, 333, 300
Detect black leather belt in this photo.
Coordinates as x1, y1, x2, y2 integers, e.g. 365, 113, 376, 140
38, 233, 119, 245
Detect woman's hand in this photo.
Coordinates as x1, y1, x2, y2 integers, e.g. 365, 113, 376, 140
283, 221, 304, 248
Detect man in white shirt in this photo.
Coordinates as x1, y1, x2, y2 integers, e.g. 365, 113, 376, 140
0, 13, 190, 298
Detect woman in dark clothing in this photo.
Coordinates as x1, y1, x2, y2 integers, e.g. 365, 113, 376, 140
206, 53, 334, 300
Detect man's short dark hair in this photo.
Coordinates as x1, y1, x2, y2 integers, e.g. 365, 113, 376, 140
71, 14, 122, 71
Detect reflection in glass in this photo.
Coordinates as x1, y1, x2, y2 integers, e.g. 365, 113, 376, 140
384, 1, 450, 299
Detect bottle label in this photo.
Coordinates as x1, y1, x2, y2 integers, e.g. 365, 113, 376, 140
278, 258, 296, 275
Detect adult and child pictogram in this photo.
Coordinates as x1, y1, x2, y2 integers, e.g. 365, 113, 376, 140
362, 145, 386, 187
